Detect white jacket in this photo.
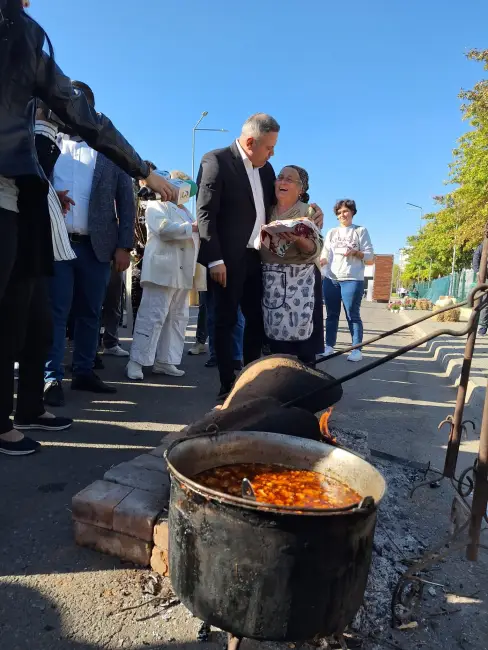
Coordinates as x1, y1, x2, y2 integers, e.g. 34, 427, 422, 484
141, 201, 206, 290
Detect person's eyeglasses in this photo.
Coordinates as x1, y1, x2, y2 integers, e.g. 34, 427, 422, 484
276, 175, 302, 185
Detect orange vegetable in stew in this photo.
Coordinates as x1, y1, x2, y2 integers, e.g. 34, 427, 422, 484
194, 463, 361, 509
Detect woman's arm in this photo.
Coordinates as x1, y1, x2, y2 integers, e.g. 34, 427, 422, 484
358, 227, 374, 262
320, 231, 332, 266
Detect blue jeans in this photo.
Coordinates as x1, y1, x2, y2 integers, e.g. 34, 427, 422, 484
45, 241, 111, 382
323, 278, 364, 347
206, 289, 244, 361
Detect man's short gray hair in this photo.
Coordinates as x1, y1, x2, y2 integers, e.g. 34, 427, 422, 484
241, 113, 280, 140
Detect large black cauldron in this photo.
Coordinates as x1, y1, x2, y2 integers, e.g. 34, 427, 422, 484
165, 431, 386, 642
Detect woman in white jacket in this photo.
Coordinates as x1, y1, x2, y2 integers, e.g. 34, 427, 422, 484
126, 171, 205, 380
320, 199, 374, 362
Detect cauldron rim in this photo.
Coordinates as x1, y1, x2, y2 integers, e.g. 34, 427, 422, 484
165, 430, 386, 517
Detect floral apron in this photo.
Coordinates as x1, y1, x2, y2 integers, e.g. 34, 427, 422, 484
262, 263, 316, 341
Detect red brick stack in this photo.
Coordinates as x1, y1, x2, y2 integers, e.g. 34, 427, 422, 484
372, 255, 394, 302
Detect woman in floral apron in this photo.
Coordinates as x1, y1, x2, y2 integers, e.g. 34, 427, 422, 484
259, 166, 324, 364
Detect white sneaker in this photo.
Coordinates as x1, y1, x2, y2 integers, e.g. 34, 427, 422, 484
153, 363, 185, 377
347, 349, 363, 362
104, 345, 130, 357
188, 342, 207, 356
323, 346, 336, 357
126, 360, 144, 380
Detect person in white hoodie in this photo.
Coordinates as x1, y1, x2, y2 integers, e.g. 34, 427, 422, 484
126, 171, 206, 381
320, 199, 374, 362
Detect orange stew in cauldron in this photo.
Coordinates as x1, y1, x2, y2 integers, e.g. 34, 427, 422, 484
194, 463, 361, 509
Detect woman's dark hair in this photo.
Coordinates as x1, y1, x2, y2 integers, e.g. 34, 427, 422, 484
0, 1, 55, 100
334, 199, 357, 216
301, 191, 310, 204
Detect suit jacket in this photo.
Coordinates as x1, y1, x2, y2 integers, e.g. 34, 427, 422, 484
196, 142, 276, 268
88, 154, 136, 263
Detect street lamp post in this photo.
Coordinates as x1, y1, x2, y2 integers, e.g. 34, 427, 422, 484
191, 111, 228, 215
406, 202, 424, 230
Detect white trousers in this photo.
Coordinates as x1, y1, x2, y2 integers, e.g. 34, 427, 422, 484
130, 283, 189, 366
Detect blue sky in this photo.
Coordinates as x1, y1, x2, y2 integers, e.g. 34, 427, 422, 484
31, 0, 488, 257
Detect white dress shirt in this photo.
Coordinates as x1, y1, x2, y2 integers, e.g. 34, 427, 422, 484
53, 138, 98, 235
209, 139, 266, 268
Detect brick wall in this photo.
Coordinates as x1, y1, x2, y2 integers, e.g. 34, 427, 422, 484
372, 255, 394, 302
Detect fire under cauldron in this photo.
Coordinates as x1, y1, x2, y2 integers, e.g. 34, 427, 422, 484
165, 431, 386, 648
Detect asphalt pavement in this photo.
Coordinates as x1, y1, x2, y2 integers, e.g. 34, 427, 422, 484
1, 302, 486, 649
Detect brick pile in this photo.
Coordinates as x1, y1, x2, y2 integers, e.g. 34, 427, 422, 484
372, 254, 394, 302
72, 433, 181, 572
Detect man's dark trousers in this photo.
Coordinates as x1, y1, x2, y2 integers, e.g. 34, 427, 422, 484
212, 249, 264, 387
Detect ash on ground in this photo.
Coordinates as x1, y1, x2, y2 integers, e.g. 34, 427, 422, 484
331, 425, 423, 639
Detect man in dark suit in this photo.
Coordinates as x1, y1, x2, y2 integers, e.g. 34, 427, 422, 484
197, 113, 322, 398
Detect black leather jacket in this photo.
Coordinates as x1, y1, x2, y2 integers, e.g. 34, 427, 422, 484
0, 13, 149, 181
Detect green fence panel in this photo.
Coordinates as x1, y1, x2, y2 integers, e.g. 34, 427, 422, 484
413, 269, 475, 304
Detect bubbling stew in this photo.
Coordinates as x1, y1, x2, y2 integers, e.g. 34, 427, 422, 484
194, 463, 361, 509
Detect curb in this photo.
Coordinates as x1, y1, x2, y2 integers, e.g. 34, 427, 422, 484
398, 311, 486, 413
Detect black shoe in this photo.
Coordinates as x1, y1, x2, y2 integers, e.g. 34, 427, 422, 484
233, 359, 243, 372
217, 379, 235, 401
0, 435, 41, 456
14, 414, 73, 432
205, 357, 218, 368
44, 381, 65, 407
93, 354, 105, 370
478, 327, 487, 336
71, 373, 117, 394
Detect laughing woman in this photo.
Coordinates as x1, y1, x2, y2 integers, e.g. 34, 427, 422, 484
320, 199, 374, 362
260, 166, 324, 364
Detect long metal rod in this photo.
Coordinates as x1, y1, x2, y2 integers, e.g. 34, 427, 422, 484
313, 284, 487, 367
466, 233, 488, 559
443, 235, 488, 477
286, 284, 488, 410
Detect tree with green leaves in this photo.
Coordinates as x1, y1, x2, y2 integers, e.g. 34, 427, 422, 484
402, 49, 488, 281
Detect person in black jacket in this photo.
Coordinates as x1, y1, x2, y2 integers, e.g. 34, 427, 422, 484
0, 0, 176, 456
472, 242, 488, 335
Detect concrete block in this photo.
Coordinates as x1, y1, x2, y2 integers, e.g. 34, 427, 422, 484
150, 546, 169, 576
73, 521, 152, 567
71, 480, 133, 530
113, 489, 168, 542
104, 462, 170, 497
130, 454, 167, 474
153, 515, 169, 551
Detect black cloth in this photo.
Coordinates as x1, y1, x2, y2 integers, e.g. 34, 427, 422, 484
211, 250, 264, 387
196, 142, 276, 386
0, 14, 149, 181
0, 210, 52, 433
267, 267, 325, 363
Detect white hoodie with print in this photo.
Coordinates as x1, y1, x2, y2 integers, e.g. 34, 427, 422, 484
320, 225, 374, 281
